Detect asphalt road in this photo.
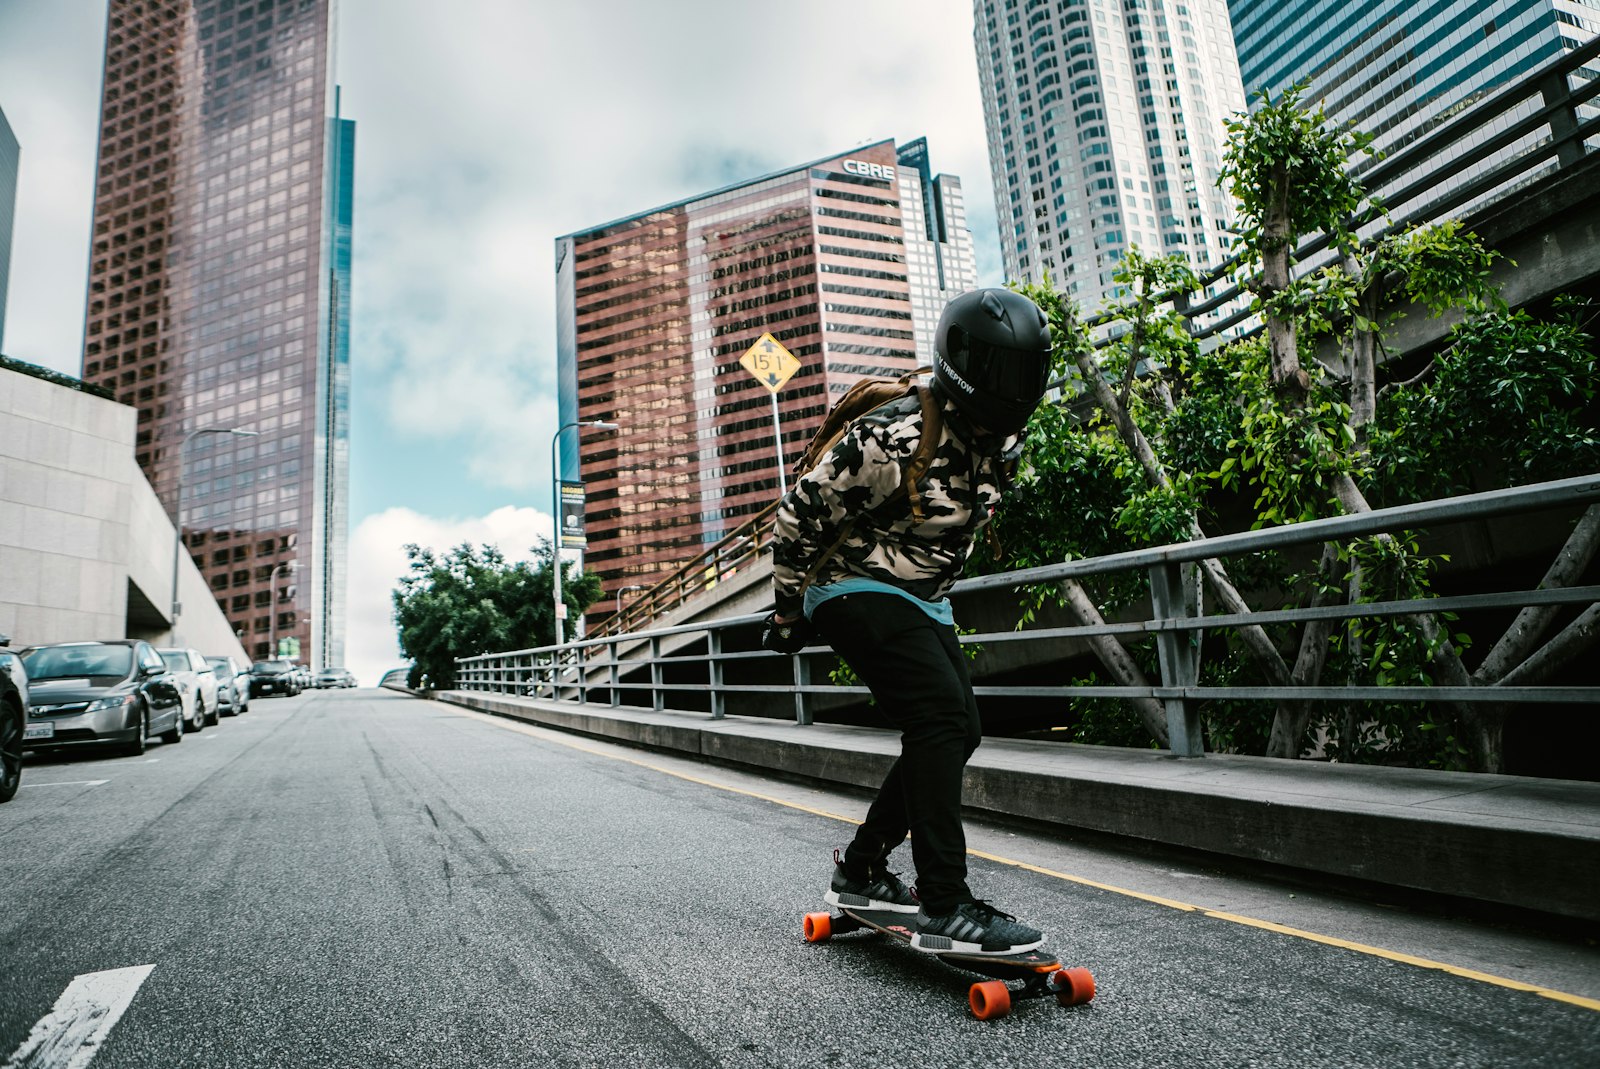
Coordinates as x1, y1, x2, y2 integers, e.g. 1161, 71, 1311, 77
2, 689, 1598, 1068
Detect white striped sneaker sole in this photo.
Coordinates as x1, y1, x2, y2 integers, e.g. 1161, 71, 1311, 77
824, 888, 919, 914
911, 923, 1044, 956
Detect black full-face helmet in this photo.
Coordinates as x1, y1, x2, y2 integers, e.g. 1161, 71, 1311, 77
933, 288, 1053, 437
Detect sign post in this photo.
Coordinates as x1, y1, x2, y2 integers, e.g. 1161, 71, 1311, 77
739, 332, 802, 497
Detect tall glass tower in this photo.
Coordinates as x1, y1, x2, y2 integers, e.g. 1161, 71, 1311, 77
973, 0, 1245, 312
81, 0, 352, 668
0, 104, 17, 353
1228, 1, 1600, 173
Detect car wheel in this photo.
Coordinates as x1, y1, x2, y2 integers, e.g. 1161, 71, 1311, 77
190, 699, 205, 732
160, 705, 184, 744
122, 704, 149, 758
204, 700, 219, 727
0, 700, 22, 803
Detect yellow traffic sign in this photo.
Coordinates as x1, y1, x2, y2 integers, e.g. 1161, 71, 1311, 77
740, 333, 802, 394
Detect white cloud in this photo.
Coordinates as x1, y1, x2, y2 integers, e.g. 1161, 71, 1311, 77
344, 503, 553, 685
338, 0, 1001, 493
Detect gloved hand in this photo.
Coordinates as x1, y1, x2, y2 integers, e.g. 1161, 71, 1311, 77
760, 612, 814, 654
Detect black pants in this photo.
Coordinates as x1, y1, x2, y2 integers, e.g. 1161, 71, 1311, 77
811, 591, 981, 914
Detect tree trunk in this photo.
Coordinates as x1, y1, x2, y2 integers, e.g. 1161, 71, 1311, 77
1498, 604, 1600, 687
1071, 341, 1304, 745
1058, 578, 1169, 745
1267, 544, 1343, 758
1473, 504, 1600, 684
1262, 163, 1306, 395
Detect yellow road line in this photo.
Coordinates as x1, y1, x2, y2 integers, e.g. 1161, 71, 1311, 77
446, 703, 1600, 1013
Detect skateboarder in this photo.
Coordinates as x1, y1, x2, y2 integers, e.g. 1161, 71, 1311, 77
764, 288, 1054, 956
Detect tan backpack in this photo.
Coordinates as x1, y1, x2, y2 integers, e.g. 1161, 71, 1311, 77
792, 368, 942, 524
786, 369, 945, 597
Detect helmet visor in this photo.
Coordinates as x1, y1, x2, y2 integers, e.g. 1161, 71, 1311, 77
949, 331, 1052, 403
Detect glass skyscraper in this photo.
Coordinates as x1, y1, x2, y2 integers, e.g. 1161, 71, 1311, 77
0, 104, 17, 353
555, 139, 977, 614
81, 0, 352, 668
973, 0, 1245, 312
1228, 1, 1600, 175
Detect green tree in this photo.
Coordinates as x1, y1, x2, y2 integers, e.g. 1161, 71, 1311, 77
392, 540, 602, 691
987, 85, 1599, 772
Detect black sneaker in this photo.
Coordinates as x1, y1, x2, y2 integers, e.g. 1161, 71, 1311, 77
823, 851, 919, 914
911, 900, 1044, 955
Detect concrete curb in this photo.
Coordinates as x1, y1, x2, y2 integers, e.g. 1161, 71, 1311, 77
433, 689, 1600, 924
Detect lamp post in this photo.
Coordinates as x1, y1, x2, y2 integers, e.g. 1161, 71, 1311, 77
551, 419, 619, 648
268, 560, 297, 660
170, 426, 260, 643
615, 584, 646, 618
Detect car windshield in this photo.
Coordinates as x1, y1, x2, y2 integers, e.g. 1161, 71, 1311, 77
252, 662, 290, 675
160, 651, 191, 672
207, 659, 228, 671
23, 644, 134, 681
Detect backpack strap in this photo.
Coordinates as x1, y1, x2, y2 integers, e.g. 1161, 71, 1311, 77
903, 384, 942, 524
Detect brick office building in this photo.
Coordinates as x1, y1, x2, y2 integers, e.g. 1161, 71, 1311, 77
555, 138, 977, 618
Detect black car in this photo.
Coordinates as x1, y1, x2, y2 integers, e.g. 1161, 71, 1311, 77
21, 641, 185, 757
249, 659, 301, 697
1, 635, 27, 803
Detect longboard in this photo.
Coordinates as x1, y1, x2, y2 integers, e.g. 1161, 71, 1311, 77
803, 903, 1095, 1020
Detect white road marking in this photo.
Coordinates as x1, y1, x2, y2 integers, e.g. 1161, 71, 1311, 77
2, 965, 155, 1069
20, 781, 109, 790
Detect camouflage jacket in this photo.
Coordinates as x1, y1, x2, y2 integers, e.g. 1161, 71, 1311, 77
771, 392, 1021, 616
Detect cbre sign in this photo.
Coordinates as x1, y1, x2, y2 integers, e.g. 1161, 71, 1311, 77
842, 158, 897, 182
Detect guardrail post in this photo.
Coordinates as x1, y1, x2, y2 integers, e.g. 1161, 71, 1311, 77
650, 636, 664, 712
1151, 560, 1204, 757
708, 630, 725, 720
792, 652, 812, 725
609, 638, 621, 708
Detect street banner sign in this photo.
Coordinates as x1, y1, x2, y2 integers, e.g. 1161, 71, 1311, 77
559, 481, 587, 549
740, 333, 802, 394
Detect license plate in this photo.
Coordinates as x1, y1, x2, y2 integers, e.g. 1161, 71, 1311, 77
24, 721, 55, 740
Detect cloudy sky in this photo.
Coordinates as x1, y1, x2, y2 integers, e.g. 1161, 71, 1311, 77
0, 0, 1006, 684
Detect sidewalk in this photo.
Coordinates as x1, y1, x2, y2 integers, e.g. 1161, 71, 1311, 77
432, 689, 1600, 924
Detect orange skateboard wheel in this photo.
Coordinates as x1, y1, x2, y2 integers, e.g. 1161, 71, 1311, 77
1050, 967, 1096, 1006
803, 911, 832, 943
968, 979, 1011, 1020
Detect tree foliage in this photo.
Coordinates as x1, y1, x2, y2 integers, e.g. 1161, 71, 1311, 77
392, 540, 603, 691
984, 87, 1600, 773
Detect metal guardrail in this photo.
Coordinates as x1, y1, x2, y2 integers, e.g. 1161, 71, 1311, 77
460, 475, 1600, 757
590, 35, 1600, 640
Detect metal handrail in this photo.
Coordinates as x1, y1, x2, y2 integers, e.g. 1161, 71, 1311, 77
587, 36, 1600, 639
460, 475, 1600, 757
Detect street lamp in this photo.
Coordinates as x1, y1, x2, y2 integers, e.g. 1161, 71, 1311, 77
268, 561, 298, 660
615, 584, 646, 618
170, 426, 260, 642
551, 419, 619, 647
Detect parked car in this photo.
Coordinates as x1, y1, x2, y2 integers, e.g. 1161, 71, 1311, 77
1, 635, 28, 802
315, 667, 356, 689
156, 647, 219, 730
20, 640, 184, 756
206, 655, 251, 716
249, 659, 301, 697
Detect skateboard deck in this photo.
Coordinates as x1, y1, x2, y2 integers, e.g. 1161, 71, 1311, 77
803, 903, 1095, 1019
